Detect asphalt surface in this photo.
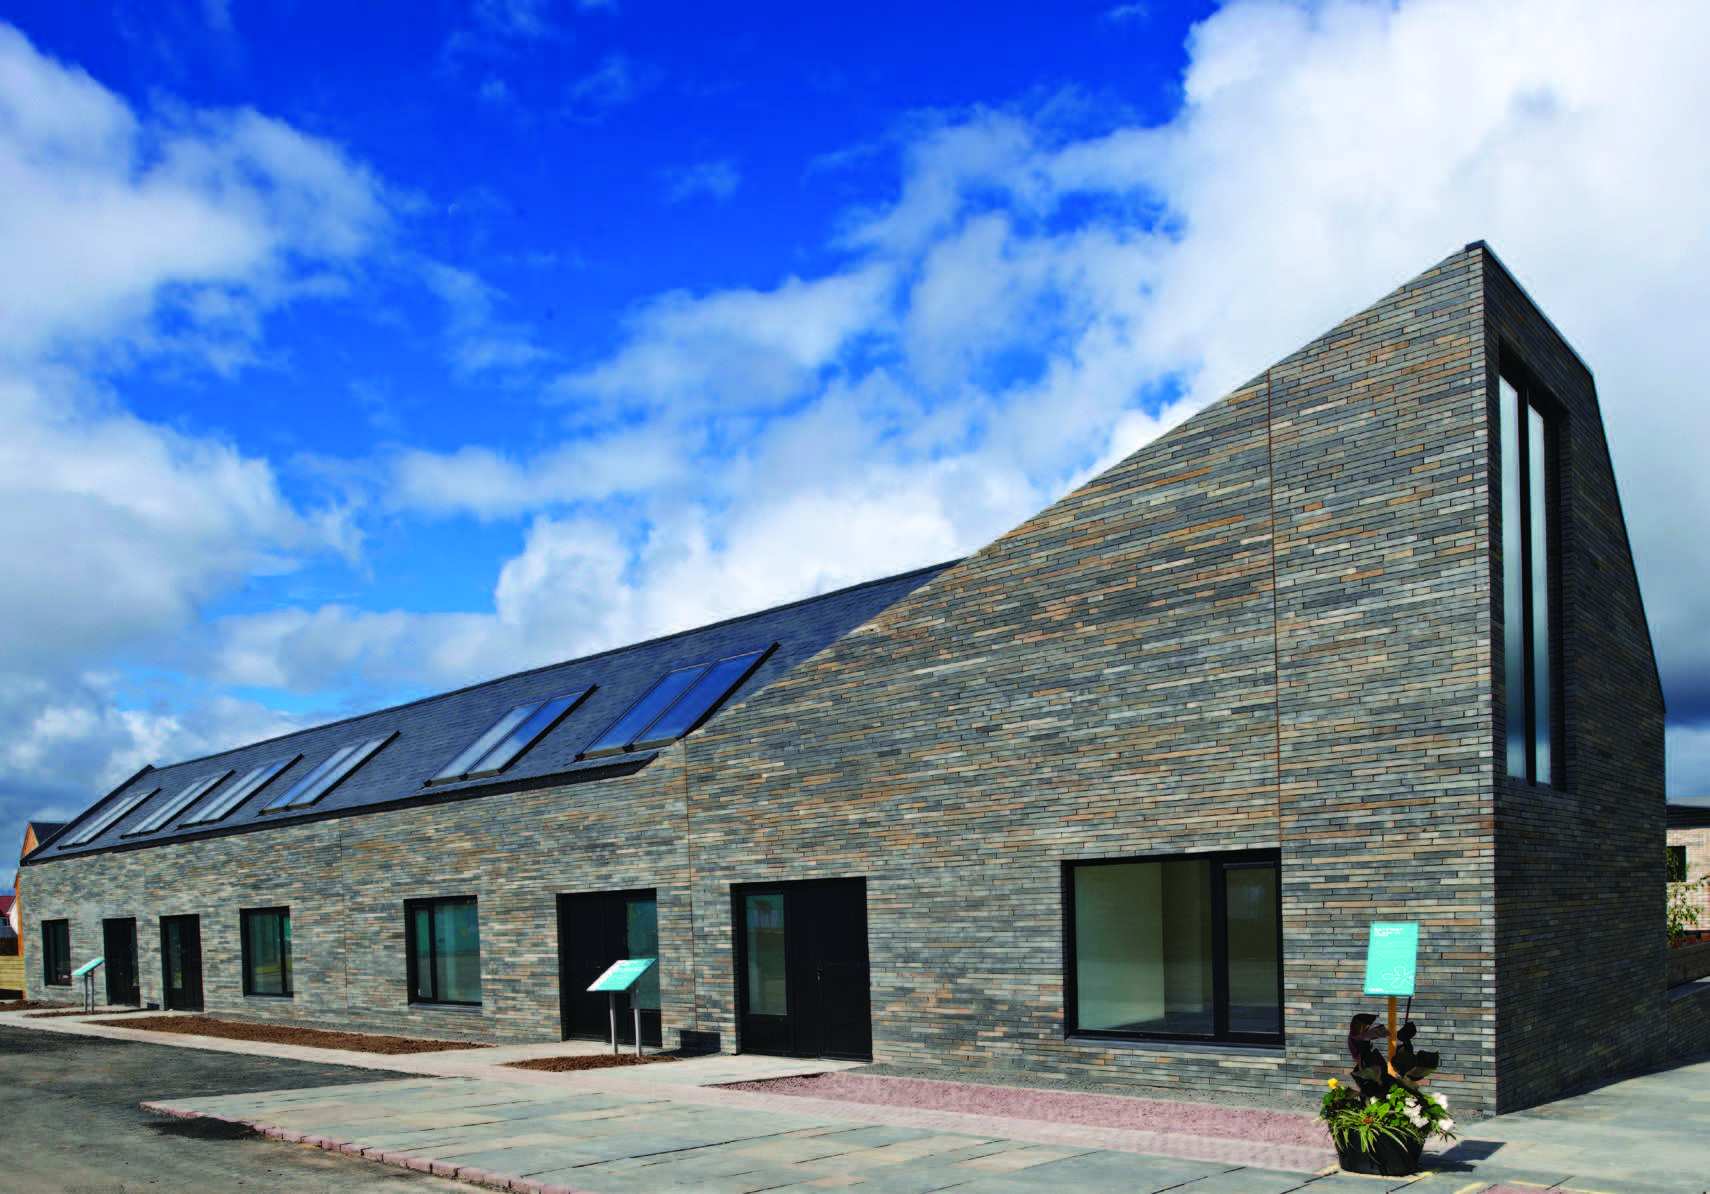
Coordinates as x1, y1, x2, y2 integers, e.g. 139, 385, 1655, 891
0, 1024, 463, 1192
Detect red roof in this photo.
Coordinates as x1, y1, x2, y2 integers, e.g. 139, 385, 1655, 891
0, 894, 13, 915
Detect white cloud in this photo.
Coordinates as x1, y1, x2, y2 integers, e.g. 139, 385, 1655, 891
242, 0, 1710, 777
419, 260, 552, 375
664, 159, 741, 203
565, 53, 651, 119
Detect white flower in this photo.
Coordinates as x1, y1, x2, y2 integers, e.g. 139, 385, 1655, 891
1436, 1117, 1456, 1137
1430, 1093, 1449, 1109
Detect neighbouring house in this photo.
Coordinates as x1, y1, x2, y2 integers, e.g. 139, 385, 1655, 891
1669, 797, 1710, 925
0, 894, 18, 996
18, 244, 1695, 1115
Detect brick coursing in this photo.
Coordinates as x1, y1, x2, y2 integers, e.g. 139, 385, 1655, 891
1668, 827, 1710, 923
23, 244, 1682, 1116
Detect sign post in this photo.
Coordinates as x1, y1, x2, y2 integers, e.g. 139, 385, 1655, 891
586, 958, 657, 1057
72, 956, 105, 1014
1361, 923, 1418, 1076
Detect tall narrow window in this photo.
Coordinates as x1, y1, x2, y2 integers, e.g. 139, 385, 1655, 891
1064, 852, 1281, 1045
1500, 372, 1559, 786
42, 919, 71, 986
405, 897, 482, 1006
241, 907, 293, 997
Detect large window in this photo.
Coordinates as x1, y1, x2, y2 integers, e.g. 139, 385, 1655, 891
405, 897, 482, 1006
241, 907, 293, 997
41, 919, 71, 986
1065, 852, 1281, 1045
1500, 370, 1559, 786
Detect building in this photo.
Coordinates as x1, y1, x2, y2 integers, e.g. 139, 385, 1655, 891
20, 244, 1699, 1115
1668, 798, 1710, 924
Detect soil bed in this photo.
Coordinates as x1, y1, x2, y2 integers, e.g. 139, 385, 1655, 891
0, 1000, 73, 1012
83, 1014, 492, 1055
721, 1071, 1329, 1149
503, 1053, 674, 1073
27, 1007, 152, 1018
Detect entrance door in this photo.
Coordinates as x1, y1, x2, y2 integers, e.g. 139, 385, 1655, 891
736, 878, 870, 1060
160, 915, 203, 1011
103, 918, 140, 1006
557, 890, 661, 1047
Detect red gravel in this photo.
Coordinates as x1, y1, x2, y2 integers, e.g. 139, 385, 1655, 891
83, 1015, 492, 1055
720, 1072, 1329, 1148
503, 1053, 674, 1072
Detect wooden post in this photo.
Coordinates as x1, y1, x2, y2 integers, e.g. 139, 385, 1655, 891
1386, 994, 1399, 1078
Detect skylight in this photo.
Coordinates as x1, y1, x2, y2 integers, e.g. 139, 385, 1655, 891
125, 771, 233, 835
583, 648, 770, 759
63, 787, 159, 846
184, 755, 299, 825
430, 689, 590, 784
261, 734, 395, 813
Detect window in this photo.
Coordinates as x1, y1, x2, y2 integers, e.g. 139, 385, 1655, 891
126, 771, 231, 835
405, 897, 482, 1006
582, 647, 770, 759
1669, 845, 1689, 884
261, 734, 394, 813
429, 689, 590, 784
63, 787, 158, 846
186, 756, 298, 824
1500, 370, 1560, 786
1064, 852, 1281, 1045
42, 919, 71, 986
241, 907, 293, 997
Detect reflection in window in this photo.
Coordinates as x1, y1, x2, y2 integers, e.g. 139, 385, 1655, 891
626, 896, 660, 1012
241, 907, 293, 996
745, 893, 787, 1016
407, 897, 482, 1005
1500, 372, 1558, 785
1067, 853, 1281, 1044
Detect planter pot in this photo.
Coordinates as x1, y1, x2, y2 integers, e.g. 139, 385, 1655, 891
1335, 1133, 1424, 1176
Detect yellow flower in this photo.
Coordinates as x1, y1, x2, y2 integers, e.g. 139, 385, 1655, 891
1326, 1078, 1339, 1089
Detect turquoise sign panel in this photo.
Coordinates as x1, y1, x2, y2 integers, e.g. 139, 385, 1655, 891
587, 957, 656, 993
1363, 923, 1418, 996
72, 957, 104, 978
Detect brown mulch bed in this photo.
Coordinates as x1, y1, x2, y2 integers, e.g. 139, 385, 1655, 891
26, 1007, 154, 1018
0, 1000, 73, 1012
503, 1053, 674, 1072
82, 1014, 493, 1055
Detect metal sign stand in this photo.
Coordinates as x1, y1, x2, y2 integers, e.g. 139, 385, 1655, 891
586, 957, 656, 1058
72, 956, 105, 1013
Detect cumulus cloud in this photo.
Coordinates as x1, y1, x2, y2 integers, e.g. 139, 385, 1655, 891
0, 23, 384, 830
228, 0, 1710, 801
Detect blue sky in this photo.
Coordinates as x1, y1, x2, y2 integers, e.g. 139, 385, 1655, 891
5, 0, 1710, 874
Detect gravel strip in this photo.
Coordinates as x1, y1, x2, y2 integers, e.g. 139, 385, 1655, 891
84, 1014, 491, 1054
502, 1053, 675, 1072
721, 1070, 1329, 1148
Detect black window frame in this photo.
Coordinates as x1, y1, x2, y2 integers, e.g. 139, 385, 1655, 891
404, 896, 482, 1007
1062, 849, 1283, 1048
41, 918, 71, 986
239, 906, 293, 998
1499, 358, 1564, 789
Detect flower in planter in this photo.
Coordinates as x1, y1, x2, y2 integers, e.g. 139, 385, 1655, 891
1321, 1013, 1458, 1176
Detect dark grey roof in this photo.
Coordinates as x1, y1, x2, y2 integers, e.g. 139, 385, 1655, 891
25, 821, 65, 850
28, 562, 954, 863
1669, 798, 1710, 830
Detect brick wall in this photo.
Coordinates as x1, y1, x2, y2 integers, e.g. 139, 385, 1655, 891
1483, 252, 1672, 1110
1668, 826, 1710, 925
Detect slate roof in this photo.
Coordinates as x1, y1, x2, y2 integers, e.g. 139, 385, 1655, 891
23, 821, 65, 855
1668, 797, 1710, 831
28, 562, 954, 863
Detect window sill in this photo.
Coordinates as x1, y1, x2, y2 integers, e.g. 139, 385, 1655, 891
1066, 1035, 1285, 1058
243, 992, 294, 1000
407, 1001, 484, 1013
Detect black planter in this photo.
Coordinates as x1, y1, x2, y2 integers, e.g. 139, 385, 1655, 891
1335, 1132, 1424, 1176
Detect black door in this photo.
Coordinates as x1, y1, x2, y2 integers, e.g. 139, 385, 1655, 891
558, 890, 661, 1047
736, 878, 870, 1060
160, 915, 203, 1011
103, 918, 139, 1006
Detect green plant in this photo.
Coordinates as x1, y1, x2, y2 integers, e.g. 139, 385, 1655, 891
1320, 1014, 1457, 1155
1667, 878, 1705, 945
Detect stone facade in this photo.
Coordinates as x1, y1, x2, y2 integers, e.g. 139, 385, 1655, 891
23, 244, 1683, 1116
1668, 825, 1710, 924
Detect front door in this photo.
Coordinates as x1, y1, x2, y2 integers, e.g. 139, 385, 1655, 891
557, 890, 661, 1047
736, 878, 871, 1060
160, 915, 203, 1011
103, 918, 139, 1006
